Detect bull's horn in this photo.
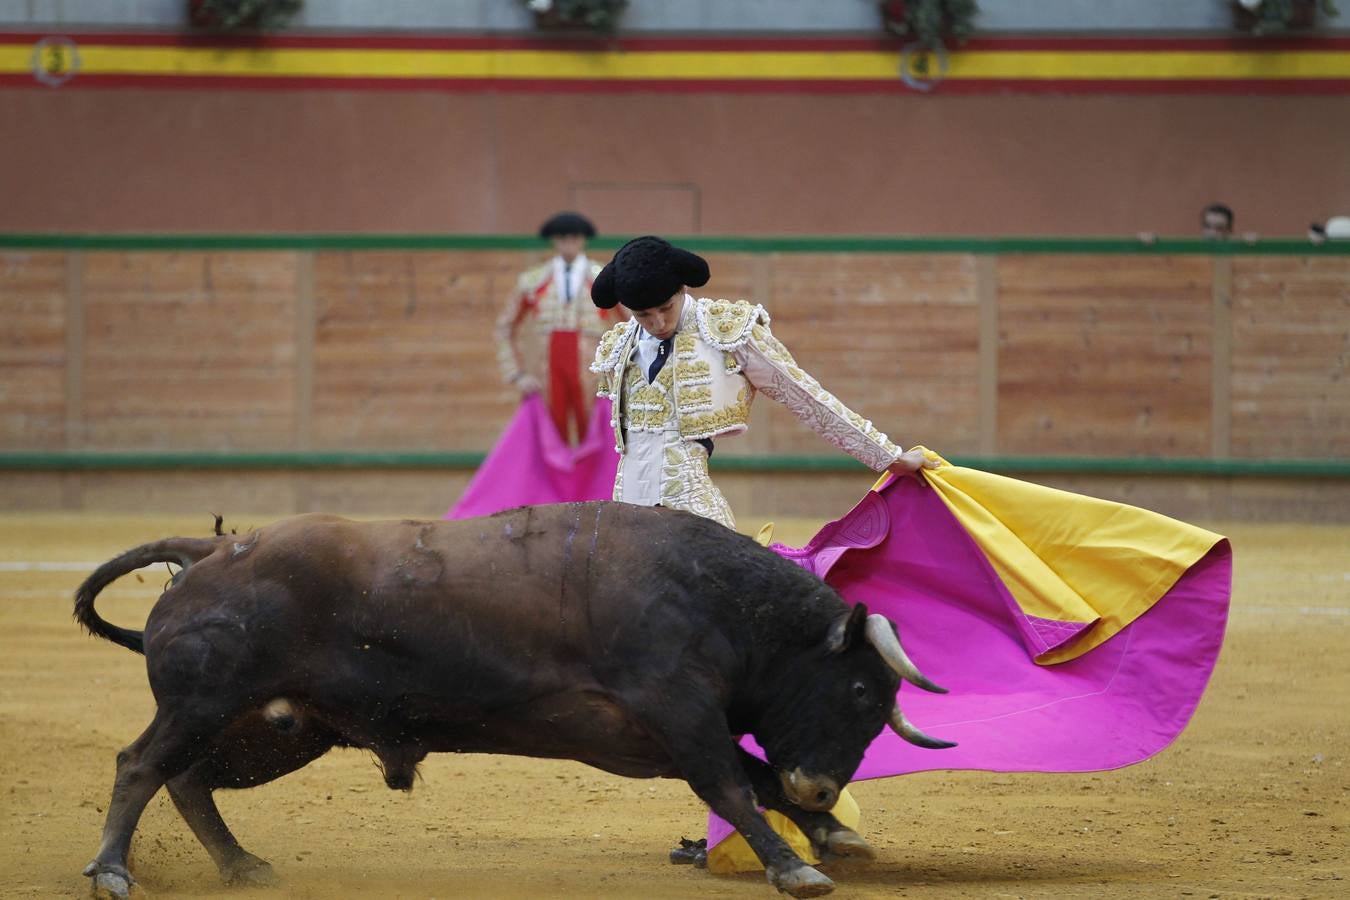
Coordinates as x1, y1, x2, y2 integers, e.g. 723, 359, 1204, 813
864, 614, 947, 694
889, 707, 957, 749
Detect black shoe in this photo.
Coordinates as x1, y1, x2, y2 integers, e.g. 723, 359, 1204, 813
669, 837, 707, 866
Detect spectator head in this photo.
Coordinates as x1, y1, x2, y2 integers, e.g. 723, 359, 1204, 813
1201, 204, 1235, 240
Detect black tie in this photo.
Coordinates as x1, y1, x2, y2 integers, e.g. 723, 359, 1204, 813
563, 262, 573, 303
647, 337, 673, 382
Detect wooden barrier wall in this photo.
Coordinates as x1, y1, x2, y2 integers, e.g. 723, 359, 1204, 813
5, 247, 1348, 461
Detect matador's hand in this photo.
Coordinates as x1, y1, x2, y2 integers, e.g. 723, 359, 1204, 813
886, 447, 940, 481
514, 374, 543, 396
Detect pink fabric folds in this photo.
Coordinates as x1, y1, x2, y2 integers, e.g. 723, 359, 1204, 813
708, 474, 1230, 848
445, 395, 619, 520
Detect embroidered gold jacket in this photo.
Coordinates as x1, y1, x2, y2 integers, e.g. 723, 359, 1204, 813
495, 257, 609, 386
591, 297, 902, 472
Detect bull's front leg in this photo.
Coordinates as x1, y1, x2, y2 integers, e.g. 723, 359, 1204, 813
735, 748, 875, 863
661, 712, 835, 898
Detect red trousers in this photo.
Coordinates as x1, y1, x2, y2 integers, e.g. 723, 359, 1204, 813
547, 329, 588, 444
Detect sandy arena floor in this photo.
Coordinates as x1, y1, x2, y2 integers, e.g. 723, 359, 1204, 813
0, 512, 1346, 899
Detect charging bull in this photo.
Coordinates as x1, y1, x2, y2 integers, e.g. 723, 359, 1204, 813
74, 503, 952, 898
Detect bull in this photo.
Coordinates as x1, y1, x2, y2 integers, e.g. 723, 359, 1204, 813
74, 503, 952, 898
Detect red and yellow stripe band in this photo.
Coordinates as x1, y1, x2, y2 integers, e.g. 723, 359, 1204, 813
3, 33, 1349, 93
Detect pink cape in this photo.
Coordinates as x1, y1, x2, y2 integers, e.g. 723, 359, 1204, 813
707, 474, 1230, 850
445, 396, 619, 519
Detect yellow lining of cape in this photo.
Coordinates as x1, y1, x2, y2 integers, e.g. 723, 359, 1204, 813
705, 787, 861, 874
879, 449, 1225, 665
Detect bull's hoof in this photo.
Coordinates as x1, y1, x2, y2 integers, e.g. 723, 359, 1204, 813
669, 837, 707, 867
767, 864, 835, 898
824, 828, 876, 861
221, 852, 279, 887
83, 862, 134, 899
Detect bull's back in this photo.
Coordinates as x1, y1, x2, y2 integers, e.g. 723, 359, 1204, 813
152, 504, 797, 700
216, 506, 692, 677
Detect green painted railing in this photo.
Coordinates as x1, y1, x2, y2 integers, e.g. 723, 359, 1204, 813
1, 451, 1346, 478
2, 233, 1348, 255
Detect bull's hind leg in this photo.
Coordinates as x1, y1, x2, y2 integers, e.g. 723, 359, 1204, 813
84, 620, 271, 897
168, 711, 339, 886
83, 710, 220, 899
166, 766, 278, 887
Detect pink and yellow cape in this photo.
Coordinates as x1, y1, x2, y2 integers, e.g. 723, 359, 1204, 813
706, 450, 1230, 871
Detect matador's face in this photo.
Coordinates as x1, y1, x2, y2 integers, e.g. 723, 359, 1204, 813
551, 234, 586, 260
628, 291, 683, 341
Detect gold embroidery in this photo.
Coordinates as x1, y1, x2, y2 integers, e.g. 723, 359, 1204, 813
610, 299, 764, 459
596, 327, 622, 361
744, 317, 902, 468
712, 302, 752, 339
676, 384, 713, 407
697, 298, 767, 351
675, 359, 711, 381
592, 320, 637, 377
652, 436, 733, 527
679, 388, 751, 439
512, 261, 609, 340
620, 356, 680, 434
751, 323, 790, 360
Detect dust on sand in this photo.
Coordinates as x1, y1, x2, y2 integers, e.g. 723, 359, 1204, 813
1, 514, 1345, 898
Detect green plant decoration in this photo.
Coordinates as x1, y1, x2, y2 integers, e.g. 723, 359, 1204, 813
1234, 0, 1340, 34
879, 0, 980, 51
523, 0, 629, 33
189, 0, 304, 30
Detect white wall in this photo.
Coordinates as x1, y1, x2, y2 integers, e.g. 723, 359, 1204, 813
2, 0, 1340, 32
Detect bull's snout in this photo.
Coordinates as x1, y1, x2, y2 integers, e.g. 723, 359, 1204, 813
778, 768, 841, 812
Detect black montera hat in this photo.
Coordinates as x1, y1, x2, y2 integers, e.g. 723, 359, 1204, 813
590, 236, 710, 311
539, 211, 596, 239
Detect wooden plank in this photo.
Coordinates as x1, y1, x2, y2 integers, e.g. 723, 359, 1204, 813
80, 252, 299, 449
763, 252, 981, 455
1211, 258, 1232, 458
751, 253, 772, 309
0, 252, 67, 450
62, 253, 83, 510
62, 253, 83, 509
997, 255, 1213, 456
311, 250, 532, 450
977, 255, 998, 455
64, 253, 83, 451
294, 253, 314, 451
1230, 257, 1350, 457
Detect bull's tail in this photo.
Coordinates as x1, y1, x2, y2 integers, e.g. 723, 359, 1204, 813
73, 536, 222, 655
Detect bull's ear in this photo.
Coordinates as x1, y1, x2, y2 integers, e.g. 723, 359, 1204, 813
826, 603, 870, 654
